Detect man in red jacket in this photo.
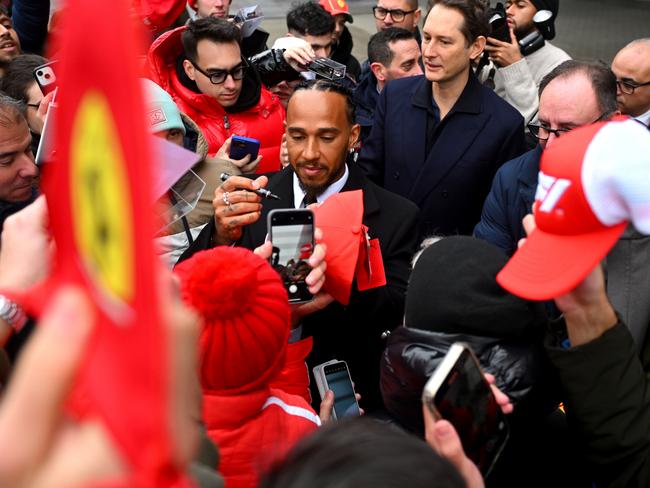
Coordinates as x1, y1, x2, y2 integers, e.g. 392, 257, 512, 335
147, 17, 285, 172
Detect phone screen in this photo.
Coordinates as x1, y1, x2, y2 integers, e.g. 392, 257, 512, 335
324, 362, 360, 419
269, 210, 314, 303
434, 349, 509, 476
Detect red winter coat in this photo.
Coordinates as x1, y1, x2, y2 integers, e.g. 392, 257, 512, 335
202, 339, 319, 488
146, 26, 284, 173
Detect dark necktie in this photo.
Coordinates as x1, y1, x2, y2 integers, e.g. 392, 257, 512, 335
302, 194, 317, 208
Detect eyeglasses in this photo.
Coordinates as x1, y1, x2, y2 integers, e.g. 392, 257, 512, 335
190, 58, 247, 85
616, 79, 650, 95
528, 112, 610, 141
372, 6, 417, 22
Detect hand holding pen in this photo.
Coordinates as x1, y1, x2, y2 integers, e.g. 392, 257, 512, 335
212, 174, 272, 246
220, 173, 280, 200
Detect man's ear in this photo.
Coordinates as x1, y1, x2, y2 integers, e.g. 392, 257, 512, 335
183, 59, 196, 81
412, 8, 422, 29
349, 123, 361, 148
469, 35, 486, 62
370, 62, 387, 82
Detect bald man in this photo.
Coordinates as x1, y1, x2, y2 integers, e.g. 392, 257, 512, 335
612, 39, 650, 127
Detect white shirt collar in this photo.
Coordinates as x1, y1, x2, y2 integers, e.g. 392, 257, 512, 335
292, 164, 350, 208
635, 106, 650, 126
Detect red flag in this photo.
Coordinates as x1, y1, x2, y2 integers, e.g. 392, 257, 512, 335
42, 0, 181, 484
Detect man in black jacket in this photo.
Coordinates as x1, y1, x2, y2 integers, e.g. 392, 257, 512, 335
179, 80, 419, 411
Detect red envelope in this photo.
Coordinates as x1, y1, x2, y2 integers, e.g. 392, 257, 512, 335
313, 190, 387, 304
313, 190, 364, 305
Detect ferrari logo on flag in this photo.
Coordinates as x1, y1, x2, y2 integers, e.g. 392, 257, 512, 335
71, 91, 134, 304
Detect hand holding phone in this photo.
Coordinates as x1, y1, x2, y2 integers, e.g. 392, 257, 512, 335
229, 135, 260, 161
33, 61, 59, 96
267, 209, 314, 303
422, 343, 509, 477
313, 360, 361, 421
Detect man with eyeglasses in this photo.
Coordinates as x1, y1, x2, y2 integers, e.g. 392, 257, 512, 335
475, 61, 650, 348
373, 0, 422, 38
147, 17, 299, 173
475, 60, 619, 256
612, 39, 650, 128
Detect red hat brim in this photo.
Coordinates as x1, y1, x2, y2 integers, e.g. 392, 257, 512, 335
497, 222, 627, 301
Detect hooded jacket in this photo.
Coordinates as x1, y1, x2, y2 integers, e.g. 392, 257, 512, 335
147, 26, 285, 173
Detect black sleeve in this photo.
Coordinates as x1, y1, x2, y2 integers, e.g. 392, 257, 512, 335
248, 49, 300, 88
546, 322, 650, 488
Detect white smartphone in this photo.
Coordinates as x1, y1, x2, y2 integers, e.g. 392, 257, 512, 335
422, 343, 509, 477
313, 360, 361, 421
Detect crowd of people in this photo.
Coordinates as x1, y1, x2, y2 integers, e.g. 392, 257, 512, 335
0, 0, 649, 486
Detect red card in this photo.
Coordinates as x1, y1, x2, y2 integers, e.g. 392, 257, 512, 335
41, 0, 180, 484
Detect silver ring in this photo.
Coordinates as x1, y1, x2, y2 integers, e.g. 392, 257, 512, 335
222, 191, 234, 211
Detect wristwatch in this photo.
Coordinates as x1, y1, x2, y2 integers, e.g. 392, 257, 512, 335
0, 294, 27, 333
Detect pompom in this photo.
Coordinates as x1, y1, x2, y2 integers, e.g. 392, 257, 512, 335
176, 246, 268, 320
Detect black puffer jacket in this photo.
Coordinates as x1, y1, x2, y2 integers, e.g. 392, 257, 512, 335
381, 327, 556, 435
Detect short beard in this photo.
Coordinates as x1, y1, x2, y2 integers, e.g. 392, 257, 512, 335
297, 152, 348, 203
514, 22, 536, 40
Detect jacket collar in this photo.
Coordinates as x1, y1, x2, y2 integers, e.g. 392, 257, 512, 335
517, 145, 542, 209
269, 161, 381, 217
411, 70, 482, 116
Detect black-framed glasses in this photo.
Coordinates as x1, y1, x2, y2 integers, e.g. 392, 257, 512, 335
616, 79, 650, 95
190, 58, 248, 85
528, 112, 610, 141
372, 6, 416, 22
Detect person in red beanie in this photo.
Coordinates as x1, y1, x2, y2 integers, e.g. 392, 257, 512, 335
175, 245, 324, 488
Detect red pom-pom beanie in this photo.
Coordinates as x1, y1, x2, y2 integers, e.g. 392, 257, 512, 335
175, 246, 291, 395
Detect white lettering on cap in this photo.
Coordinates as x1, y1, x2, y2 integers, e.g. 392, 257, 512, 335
536, 171, 571, 213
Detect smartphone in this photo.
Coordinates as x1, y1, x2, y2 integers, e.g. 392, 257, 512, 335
229, 135, 260, 161
422, 343, 509, 477
488, 3, 510, 43
33, 61, 59, 96
313, 360, 361, 421
267, 209, 314, 303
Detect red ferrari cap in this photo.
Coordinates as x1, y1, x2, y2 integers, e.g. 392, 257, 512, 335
497, 118, 650, 300
319, 0, 353, 23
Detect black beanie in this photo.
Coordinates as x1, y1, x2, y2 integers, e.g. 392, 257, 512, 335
405, 236, 547, 339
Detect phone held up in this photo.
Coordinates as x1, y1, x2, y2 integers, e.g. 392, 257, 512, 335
313, 360, 361, 421
267, 209, 314, 304
422, 343, 509, 477
33, 61, 59, 96
229, 135, 260, 161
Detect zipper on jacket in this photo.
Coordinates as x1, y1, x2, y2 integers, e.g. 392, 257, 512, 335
223, 115, 230, 130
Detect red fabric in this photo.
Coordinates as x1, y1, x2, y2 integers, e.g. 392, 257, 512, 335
175, 247, 292, 395
43, 0, 178, 484
202, 387, 319, 488
134, 0, 186, 35
146, 27, 284, 173
269, 337, 313, 404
